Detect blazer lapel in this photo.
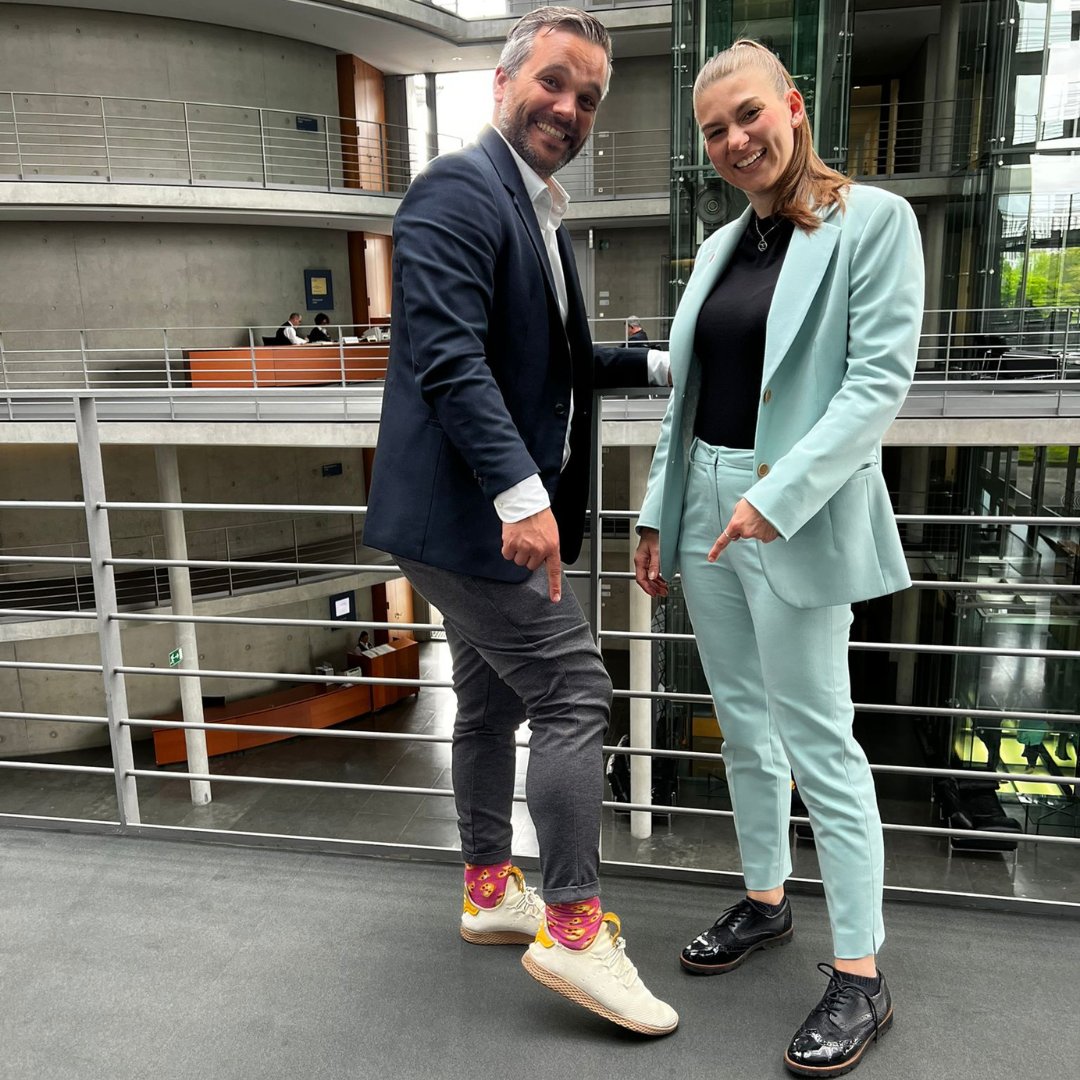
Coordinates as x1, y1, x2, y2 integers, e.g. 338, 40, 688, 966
763, 213, 841, 384
669, 208, 750, 385
478, 126, 562, 313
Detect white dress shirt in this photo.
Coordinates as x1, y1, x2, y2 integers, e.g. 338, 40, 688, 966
490, 129, 668, 523
280, 322, 306, 345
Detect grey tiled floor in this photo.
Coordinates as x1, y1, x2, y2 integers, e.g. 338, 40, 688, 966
3, 829, 1079, 1080
2, 642, 1078, 906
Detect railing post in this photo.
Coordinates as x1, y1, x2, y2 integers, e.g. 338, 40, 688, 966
944, 308, 955, 376
325, 114, 333, 191
588, 390, 602, 643
293, 519, 301, 585
162, 328, 172, 389
100, 96, 112, 180
150, 533, 161, 607
248, 326, 258, 386
182, 101, 194, 184
0, 330, 7, 390
224, 526, 234, 597
258, 108, 268, 186
338, 336, 346, 385
10, 92, 24, 180
78, 329, 90, 388
72, 546, 83, 612
75, 395, 141, 827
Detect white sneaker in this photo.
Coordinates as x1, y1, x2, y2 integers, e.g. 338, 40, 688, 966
460, 865, 544, 945
522, 912, 679, 1036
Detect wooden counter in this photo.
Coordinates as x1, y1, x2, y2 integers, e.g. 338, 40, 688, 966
152, 680, 374, 765
183, 343, 389, 388
345, 638, 420, 711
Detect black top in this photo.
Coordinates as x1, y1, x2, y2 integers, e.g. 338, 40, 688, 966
307, 325, 332, 343
693, 213, 795, 449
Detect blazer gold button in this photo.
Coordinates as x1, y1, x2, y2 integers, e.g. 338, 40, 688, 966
757, 463, 770, 478
762, 388, 772, 404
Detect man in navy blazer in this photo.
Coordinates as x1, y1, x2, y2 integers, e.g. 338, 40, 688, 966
364, 6, 676, 1036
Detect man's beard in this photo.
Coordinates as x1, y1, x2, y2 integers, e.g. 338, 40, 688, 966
497, 99, 582, 178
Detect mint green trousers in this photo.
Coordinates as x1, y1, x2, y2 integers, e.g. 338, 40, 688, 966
678, 441, 885, 958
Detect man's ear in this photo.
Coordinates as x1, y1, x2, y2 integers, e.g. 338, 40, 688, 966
493, 67, 509, 108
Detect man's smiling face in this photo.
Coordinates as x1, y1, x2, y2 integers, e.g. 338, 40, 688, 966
493, 28, 609, 179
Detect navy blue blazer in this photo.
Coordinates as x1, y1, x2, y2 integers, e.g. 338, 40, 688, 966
364, 125, 647, 581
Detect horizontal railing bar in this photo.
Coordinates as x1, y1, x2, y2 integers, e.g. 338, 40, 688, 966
99, 501, 368, 513
602, 509, 1080, 526
590, 569, 1080, 591
117, 665, 452, 688
599, 630, 1080, 659
111, 613, 443, 633
118, 766, 1079, 846
0, 710, 108, 723
0, 761, 115, 776
0, 659, 103, 673
853, 701, 1080, 723
0, 500, 87, 509
125, 718, 455, 742
106, 557, 386, 573
0, 555, 92, 566
612, 688, 1080, 723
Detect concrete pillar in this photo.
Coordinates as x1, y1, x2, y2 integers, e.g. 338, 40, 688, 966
628, 447, 653, 839
934, 0, 961, 172
154, 446, 211, 806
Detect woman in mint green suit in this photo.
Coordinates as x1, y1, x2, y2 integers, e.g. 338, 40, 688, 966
633, 41, 923, 1078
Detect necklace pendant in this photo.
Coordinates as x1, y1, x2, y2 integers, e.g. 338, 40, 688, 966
757, 238, 768, 252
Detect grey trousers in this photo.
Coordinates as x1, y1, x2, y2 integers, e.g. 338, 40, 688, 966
396, 557, 610, 904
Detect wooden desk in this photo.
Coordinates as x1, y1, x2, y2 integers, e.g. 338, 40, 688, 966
183, 343, 389, 388
152, 681, 374, 765
346, 638, 420, 711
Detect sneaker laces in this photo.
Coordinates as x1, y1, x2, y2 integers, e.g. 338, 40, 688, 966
599, 915, 640, 989
816, 963, 882, 1043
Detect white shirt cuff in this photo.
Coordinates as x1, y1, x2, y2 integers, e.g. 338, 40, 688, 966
494, 474, 551, 523
647, 349, 670, 386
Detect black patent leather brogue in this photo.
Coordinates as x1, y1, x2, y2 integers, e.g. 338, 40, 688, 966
783, 964, 893, 1077
679, 896, 793, 974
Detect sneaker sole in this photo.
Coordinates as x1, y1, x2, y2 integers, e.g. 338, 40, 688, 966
460, 925, 535, 945
679, 926, 793, 975
782, 1008, 894, 1077
521, 951, 678, 1036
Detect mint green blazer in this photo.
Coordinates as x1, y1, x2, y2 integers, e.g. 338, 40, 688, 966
638, 185, 924, 608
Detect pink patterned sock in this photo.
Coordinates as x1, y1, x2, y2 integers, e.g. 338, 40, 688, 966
464, 859, 514, 909
545, 898, 603, 950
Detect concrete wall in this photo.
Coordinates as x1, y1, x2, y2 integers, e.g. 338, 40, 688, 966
0, 589, 376, 758
0, 221, 351, 339
0, 444, 367, 556
0, 4, 339, 113
590, 225, 669, 333
597, 54, 671, 135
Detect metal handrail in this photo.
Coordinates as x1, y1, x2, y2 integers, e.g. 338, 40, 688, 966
0, 308, 1076, 391
1, 397, 1078, 909
0, 89, 666, 202
0, 90, 461, 195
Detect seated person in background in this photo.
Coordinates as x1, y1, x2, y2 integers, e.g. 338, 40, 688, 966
357, 630, 371, 650
626, 315, 649, 347
307, 313, 333, 344
274, 312, 307, 345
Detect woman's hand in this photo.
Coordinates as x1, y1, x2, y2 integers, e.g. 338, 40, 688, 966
634, 528, 669, 596
708, 499, 779, 561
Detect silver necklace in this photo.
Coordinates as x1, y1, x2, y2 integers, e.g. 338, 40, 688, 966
753, 215, 782, 252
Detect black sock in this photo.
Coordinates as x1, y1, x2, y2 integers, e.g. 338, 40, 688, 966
837, 969, 881, 993
747, 896, 786, 917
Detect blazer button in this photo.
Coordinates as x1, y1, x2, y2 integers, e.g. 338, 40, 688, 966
554, 402, 568, 417
762, 388, 773, 404
757, 463, 770, 478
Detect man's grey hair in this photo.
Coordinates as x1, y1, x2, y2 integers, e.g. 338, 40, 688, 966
498, 5, 613, 97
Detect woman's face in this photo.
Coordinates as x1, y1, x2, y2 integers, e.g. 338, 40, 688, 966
695, 65, 804, 215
